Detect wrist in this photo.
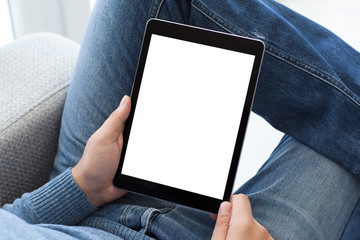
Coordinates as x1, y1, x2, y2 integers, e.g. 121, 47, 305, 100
71, 166, 102, 207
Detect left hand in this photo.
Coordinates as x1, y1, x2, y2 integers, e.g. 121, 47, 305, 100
211, 194, 273, 240
72, 95, 131, 207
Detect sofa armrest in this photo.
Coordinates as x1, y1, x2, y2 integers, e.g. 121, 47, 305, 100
0, 33, 79, 206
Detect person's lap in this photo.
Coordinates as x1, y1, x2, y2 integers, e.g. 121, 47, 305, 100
50, 0, 360, 239
236, 136, 359, 239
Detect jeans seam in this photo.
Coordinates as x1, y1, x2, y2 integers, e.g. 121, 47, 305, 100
191, 0, 249, 37
121, 205, 135, 226
191, 0, 360, 108
145, 204, 176, 236
150, 0, 165, 18
265, 47, 360, 107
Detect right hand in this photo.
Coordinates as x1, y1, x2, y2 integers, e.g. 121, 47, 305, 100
211, 194, 273, 240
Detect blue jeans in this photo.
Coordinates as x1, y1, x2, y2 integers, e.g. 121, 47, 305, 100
51, 0, 360, 239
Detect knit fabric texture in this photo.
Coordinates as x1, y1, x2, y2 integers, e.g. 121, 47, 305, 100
1, 168, 154, 239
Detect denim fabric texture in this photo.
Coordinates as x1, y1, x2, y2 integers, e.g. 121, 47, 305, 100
2, 0, 359, 239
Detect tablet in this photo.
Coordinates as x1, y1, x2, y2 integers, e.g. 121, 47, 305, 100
113, 19, 264, 213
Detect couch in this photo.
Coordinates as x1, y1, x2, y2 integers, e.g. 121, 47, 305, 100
0, 33, 79, 206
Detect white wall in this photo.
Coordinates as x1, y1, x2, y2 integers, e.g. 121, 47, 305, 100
0, 0, 14, 47
8, 0, 91, 44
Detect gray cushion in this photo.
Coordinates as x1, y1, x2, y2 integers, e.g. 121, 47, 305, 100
0, 33, 79, 206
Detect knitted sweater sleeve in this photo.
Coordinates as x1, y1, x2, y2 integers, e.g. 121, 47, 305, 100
2, 168, 97, 225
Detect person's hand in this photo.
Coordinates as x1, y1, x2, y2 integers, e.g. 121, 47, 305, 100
71, 95, 131, 207
211, 194, 273, 240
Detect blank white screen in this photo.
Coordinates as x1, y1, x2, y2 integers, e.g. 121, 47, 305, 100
122, 34, 255, 199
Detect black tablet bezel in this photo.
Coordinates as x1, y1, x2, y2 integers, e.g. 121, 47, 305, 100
113, 19, 264, 213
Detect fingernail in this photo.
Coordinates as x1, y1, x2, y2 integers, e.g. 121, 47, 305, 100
218, 202, 231, 216
120, 95, 128, 107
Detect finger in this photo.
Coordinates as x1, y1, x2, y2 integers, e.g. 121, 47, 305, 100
99, 95, 131, 141
226, 194, 253, 239
211, 201, 232, 240
231, 194, 253, 219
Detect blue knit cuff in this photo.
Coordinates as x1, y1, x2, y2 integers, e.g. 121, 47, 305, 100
29, 168, 97, 225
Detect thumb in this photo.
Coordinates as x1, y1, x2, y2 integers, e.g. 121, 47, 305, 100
211, 201, 232, 239
98, 95, 131, 142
